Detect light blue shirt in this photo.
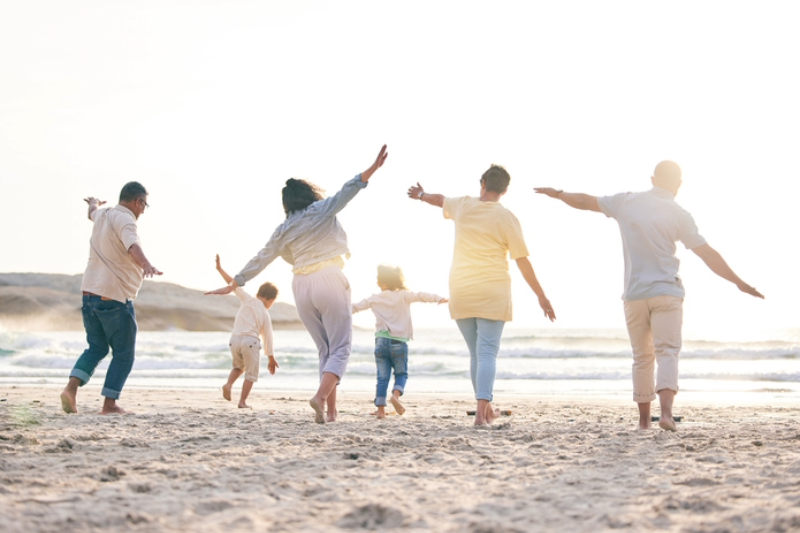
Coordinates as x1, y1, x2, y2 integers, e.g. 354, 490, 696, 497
598, 187, 706, 301
234, 174, 367, 286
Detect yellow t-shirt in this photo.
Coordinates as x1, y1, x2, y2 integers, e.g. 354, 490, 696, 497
443, 196, 529, 322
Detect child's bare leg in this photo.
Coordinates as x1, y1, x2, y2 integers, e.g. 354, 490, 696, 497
223, 368, 243, 401
390, 389, 405, 415
309, 372, 338, 424
326, 384, 338, 422
376, 405, 387, 419
60, 376, 81, 414
238, 378, 254, 408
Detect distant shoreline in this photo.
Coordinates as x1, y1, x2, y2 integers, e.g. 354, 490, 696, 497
0, 272, 303, 332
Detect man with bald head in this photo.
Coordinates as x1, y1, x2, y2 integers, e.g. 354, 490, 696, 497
535, 162, 763, 431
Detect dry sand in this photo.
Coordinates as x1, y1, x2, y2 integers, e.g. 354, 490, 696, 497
2, 386, 800, 532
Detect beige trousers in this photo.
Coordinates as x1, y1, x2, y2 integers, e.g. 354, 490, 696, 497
623, 295, 683, 403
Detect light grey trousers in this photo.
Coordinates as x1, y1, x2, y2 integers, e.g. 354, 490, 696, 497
292, 266, 352, 380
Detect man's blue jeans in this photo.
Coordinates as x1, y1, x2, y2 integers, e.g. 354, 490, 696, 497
456, 318, 505, 402
70, 294, 138, 399
374, 337, 408, 407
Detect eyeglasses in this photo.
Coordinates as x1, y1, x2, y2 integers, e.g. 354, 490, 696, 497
138, 198, 150, 208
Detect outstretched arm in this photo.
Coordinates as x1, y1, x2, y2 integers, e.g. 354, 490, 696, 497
360, 144, 389, 183
691, 244, 764, 298
516, 257, 556, 321
84, 197, 106, 220
215, 254, 233, 285
128, 244, 162, 278
534, 188, 601, 212
407, 182, 444, 208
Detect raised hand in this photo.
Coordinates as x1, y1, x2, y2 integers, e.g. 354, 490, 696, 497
533, 187, 561, 199
407, 182, 424, 200
205, 285, 235, 296
83, 197, 107, 206
361, 144, 389, 182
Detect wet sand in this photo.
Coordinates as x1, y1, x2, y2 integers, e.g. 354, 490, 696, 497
2, 385, 799, 532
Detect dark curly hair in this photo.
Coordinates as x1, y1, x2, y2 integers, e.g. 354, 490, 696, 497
282, 178, 325, 216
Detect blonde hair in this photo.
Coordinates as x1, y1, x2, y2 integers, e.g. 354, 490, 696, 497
377, 265, 407, 291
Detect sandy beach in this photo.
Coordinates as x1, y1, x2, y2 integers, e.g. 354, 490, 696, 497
2, 385, 799, 533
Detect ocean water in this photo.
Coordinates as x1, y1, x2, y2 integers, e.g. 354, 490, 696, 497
1, 327, 799, 401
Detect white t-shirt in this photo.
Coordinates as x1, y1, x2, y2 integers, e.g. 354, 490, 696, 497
598, 187, 707, 301
232, 287, 274, 356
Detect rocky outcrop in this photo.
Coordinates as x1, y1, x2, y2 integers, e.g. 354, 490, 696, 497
0, 273, 302, 332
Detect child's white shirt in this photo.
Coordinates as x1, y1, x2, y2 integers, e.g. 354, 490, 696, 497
232, 287, 274, 355
352, 290, 445, 340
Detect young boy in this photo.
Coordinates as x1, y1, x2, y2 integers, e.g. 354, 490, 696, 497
352, 265, 447, 419
209, 255, 278, 408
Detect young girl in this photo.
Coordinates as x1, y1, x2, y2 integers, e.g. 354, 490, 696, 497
352, 265, 448, 419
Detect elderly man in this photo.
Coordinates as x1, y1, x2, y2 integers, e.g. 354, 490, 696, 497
535, 161, 763, 431
60, 181, 161, 415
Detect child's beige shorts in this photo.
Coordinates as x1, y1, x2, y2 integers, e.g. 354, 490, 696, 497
229, 335, 261, 382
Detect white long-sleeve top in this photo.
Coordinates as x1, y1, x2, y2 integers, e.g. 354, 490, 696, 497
352, 290, 446, 341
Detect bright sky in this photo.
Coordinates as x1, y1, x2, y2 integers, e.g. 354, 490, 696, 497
2, 1, 798, 338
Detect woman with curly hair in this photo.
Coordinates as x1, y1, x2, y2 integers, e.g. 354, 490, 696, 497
208, 145, 388, 423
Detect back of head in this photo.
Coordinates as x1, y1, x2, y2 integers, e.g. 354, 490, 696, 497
119, 181, 148, 203
481, 165, 511, 194
282, 178, 325, 216
652, 161, 682, 191
377, 265, 407, 291
257, 282, 278, 301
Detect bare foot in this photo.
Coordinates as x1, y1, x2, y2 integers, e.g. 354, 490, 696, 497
309, 398, 325, 424
60, 390, 77, 414
659, 417, 677, 432
326, 409, 338, 423
238, 402, 251, 409
222, 383, 232, 401
390, 395, 405, 416
100, 404, 131, 415
376, 407, 386, 420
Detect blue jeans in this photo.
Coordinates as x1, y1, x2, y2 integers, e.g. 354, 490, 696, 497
70, 294, 138, 399
374, 337, 408, 406
456, 318, 505, 402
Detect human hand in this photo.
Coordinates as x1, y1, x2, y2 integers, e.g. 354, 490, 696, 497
215, 254, 222, 271
371, 144, 388, 171
83, 197, 107, 206
737, 282, 764, 299
268, 356, 279, 375
438, 298, 449, 304
205, 285, 235, 296
539, 296, 556, 321
143, 265, 163, 278
361, 144, 389, 182
533, 187, 562, 199
407, 182, 424, 200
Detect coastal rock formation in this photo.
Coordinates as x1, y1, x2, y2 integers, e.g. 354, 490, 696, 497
0, 273, 302, 332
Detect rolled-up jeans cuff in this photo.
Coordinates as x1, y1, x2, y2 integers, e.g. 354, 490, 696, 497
392, 387, 404, 396
70, 369, 91, 386
374, 396, 387, 407
102, 386, 121, 400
